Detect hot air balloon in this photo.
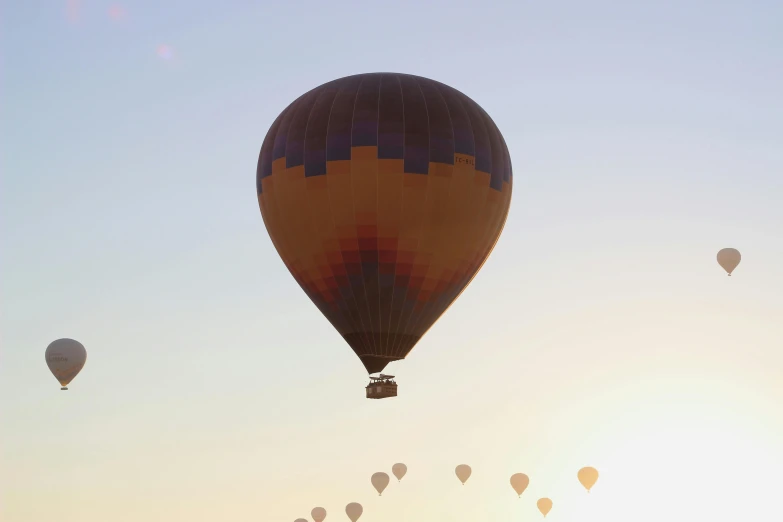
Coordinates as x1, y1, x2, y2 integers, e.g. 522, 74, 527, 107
256, 73, 513, 397
295, 519, 308, 522
510, 473, 529, 497
455, 464, 472, 485
311, 507, 327, 522
392, 462, 407, 482
371, 472, 390, 495
578, 466, 599, 492
345, 502, 363, 522
717, 248, 741, 276
45, 338, 87, 390
537, 498, 553, 517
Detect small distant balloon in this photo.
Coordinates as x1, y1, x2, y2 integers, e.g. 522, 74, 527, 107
345, 502, 363, 522
295, 519, 308, 522
108, 5, 127, 20
371, 472, 390, 495
45, 338, 87, 390
717, 248, 741, 276
537, 498, 553, 517
578, 466, 599, 492
510, 473, 530, 497
156, 44, 173, 60
455, 464, 472, 485
311, 507, 326, 522
392, 463, 407, 482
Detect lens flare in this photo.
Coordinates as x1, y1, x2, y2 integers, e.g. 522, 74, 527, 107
156, 45, 173, 60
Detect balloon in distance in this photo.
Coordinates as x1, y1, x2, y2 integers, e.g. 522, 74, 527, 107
371, 472, 390, 495
45, 338, 87, 390
717, 248, 741, 276
577, 466, 599, 492
311, 507, 327, 522
455, 464, 472, 485
537, 498, 553, 517
392, 462, 407, 482
255, 72, 514, 379
510, 472, 530, 497
345, 502, 363, 522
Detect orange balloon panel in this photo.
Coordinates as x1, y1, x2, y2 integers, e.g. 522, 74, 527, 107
256, 73, 512, 374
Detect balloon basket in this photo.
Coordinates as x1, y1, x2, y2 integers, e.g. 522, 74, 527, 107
365, 375, 398, 399
61, 387, 68, 391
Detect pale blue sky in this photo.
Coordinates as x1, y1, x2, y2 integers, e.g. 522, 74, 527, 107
2, 1, 783, 521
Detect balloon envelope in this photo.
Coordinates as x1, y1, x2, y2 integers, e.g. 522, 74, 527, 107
345, 502, 363, 522
295, 519, 308, 522
371, 472, 390, 495
392, 462, 407, 481
455, 464, 472, 484
510, 473, 530, 496
256, 72, 513, 375
578, 466, 599, 492
311, 507, 326, 522
537, 498, 553, 517
45, 338, 87, 389
717, 248, 741, 275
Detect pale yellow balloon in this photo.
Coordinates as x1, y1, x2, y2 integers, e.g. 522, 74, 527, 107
578, 466, 599, 492
345, 502, 363, 522
717, 248, 741, 276
455, 464, 472, 485
392, 463, 407, 482
311, 507, 326, 522
537, 498, 553, 517
510, 473, 530, 497
371, 472, 390, 496
45, 338, 87, 390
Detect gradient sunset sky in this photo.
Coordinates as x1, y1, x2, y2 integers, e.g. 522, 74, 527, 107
2, 1, 782, 521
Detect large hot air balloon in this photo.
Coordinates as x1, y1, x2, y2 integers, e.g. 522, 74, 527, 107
392, 462, 407, 482
45, 338, 87, 390
455, 464, 472, 485
717, 248, 741, 276
537, 498, 553, 517
510, 473, 529, 497
311, 507, 327, 522
371, 472, 390, 495
256, 73, 513, 395
345, 502, 363, 522
578, 466, 599, 492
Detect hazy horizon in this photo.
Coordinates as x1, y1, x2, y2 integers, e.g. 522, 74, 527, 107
2, 1, 782, 521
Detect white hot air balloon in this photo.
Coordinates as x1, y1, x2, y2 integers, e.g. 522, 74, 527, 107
311, 507, 327, 522
455, 464, 472, 485
717, 248, 741, 276
345, 502, 363, 522
371, 472, 390, 495
392, 463, 407, 482
45, 338, 87, 390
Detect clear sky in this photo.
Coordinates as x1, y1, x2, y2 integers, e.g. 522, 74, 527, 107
2, 1, 782, 521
